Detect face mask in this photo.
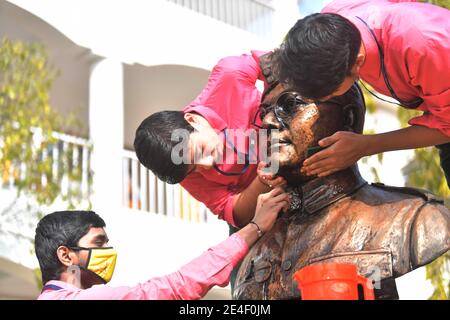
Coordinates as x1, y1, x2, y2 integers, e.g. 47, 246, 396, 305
70, 246, 117, 283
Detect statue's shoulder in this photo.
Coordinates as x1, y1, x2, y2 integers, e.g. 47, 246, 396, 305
369, 183, 449, 268
369, 182, 444, 204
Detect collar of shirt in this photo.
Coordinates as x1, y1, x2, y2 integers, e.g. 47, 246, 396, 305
42, 280, 79, 293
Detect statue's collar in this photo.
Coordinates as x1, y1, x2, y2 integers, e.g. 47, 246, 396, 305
286, 166, 367, 215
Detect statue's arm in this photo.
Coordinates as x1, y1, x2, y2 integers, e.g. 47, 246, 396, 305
410, 202, 450, 269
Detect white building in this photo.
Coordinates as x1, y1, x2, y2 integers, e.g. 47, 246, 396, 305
0, 0, 433, 299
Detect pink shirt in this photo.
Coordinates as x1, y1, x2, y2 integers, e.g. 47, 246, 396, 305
323, 0, 450, 136
181, 51, 267, 226
37, 233, 248, 300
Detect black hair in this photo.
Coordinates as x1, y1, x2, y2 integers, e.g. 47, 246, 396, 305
134, 111, 194, 184
277, 13, 361, 99
34, 210, 106, 284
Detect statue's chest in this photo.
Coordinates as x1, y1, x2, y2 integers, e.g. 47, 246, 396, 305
269, 208, 394, 299
267, 213, 338, 298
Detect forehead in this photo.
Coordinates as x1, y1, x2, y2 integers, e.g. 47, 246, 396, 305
290, 100, 340, 119
261, 83, 290, 106
287, 102, 320, 123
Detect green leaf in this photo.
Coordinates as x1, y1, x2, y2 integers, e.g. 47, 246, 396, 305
1, 37, 92, 254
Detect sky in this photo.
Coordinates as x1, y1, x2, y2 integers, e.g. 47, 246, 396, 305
298, 0, 327, 16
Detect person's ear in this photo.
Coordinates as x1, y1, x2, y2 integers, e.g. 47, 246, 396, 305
342, 104, 357, 132
342, 99, 365, 133
353, 53, 365, 76
56, 246, 77, 267
184, 113, 205, 131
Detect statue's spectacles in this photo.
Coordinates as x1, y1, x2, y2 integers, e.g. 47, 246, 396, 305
252, 92, 307, 130
273, 92, 307, 129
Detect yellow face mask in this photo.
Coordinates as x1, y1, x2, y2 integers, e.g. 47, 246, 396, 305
70, 246, 117, 283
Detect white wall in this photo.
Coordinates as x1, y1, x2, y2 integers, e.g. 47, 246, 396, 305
0, 0, 97, 137
106, 208, 229, 287
8, 0, 272, 70
123, 64, 210, 150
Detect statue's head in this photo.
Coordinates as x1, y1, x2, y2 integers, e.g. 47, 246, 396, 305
262, 84, 365, 185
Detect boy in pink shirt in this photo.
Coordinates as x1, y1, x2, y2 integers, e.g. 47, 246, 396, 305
276, 0, 450, 186
133, 52, 286, 292
36, 187, 288, 300
134, 52, 285, 229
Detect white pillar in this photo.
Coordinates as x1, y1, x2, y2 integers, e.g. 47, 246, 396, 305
89, 58, 124, 215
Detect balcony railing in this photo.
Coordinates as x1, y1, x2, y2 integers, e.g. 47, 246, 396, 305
122, 150, 212, 223
1, 130, 92, 206
1, 129, 214, 223
166, 0, 274, 37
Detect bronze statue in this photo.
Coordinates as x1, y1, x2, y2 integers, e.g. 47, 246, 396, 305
233, 67, 450, 299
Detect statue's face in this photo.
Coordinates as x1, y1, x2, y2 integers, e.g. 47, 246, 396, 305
262, 92, 343, 183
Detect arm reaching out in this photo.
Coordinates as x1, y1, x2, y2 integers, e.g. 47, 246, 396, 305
41, 188, 288, 300
302, 126, 450, 177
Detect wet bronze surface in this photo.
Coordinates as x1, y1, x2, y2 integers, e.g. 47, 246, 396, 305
235, 56, 450, 299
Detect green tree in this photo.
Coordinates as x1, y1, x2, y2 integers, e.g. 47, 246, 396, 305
0, 38, 92, 289
362, 88, 449, 300
398, 106, 450, 300
422, 0, 450, 8
361, 0, 450, 300
0, 37, 91, 209
415, 0, 450, 301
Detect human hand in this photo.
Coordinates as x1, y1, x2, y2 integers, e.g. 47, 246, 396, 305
252, 187, 289, 234
302, 131, 369, 177
257, 161, 286, 188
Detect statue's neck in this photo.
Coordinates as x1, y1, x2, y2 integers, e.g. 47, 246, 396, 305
286, 166, 367, 215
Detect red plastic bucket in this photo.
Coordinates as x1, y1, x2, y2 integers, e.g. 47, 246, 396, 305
293, 263, 375, 300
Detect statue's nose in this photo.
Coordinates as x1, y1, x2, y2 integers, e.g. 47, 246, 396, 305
262, 111, 281, 130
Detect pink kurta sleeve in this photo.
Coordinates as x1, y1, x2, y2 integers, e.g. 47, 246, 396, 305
181, 51, 270, 226
38, 233, 249, 300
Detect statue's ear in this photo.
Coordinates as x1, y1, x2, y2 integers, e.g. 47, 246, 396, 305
343, 104, 358, 132
342, 84, 366, 133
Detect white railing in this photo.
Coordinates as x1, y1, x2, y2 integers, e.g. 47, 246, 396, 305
51, 131, 92, 201
166, 0, 274, 37
122, 150, 212, 223
1, 130, 92, 203
1, 129, 215, 223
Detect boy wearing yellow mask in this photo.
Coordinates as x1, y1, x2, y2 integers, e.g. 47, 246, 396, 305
35, 187, 288, 300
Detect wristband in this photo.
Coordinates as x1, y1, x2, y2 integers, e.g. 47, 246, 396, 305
249, 221, 264, 238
